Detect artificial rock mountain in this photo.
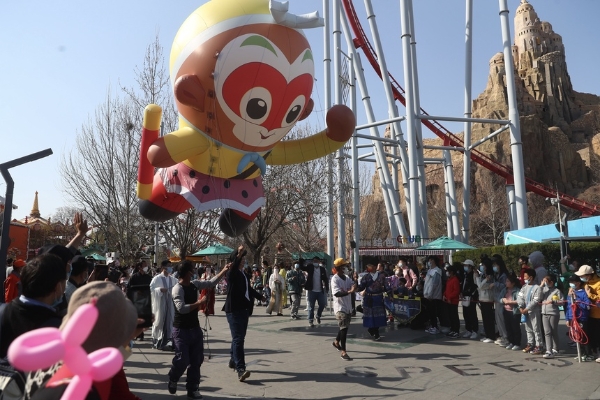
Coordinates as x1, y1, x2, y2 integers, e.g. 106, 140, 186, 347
368, 0, 600, 242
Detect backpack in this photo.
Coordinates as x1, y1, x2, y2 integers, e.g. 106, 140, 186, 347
0, 303, 25, 400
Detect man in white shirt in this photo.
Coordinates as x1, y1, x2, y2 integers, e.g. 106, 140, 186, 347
331, 258, 356, 361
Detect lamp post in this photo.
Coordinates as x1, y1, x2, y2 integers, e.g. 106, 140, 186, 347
547, 190, 568, 260
0, 149, 53, 283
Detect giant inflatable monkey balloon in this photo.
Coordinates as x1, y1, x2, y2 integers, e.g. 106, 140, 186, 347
137, 0, 355, 237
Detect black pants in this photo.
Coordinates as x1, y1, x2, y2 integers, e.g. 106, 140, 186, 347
446, 303, 460, 333
428, 299, 442, 328
503, 309, 521, 346
587, 318, 600, 352
480, 302, 496, 339
462, 302, 478, 333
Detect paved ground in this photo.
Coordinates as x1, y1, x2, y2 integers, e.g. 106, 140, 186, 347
125, 296, 600, 400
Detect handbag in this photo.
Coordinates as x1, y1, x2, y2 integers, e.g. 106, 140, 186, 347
461, 296, 471, 307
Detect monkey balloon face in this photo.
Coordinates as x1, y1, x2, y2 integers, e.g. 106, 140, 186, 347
214, 31, 314, 150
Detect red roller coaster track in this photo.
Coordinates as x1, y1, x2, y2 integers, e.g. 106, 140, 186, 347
342, 0, 600, 217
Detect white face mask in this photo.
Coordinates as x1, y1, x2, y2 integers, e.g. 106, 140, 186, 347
142, 266, 148, 273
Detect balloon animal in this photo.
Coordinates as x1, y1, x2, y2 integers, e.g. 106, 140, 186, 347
8, 299, 123, 400
137, 0, 355, 236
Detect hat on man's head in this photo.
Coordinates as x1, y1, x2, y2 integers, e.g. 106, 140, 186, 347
61, 281, 137, 353
334, 258, 349, 268
38, 244, 75, 266
575, 265, 595, 277
70, 255, 91, 275
463, 259, 475, 267
12, 259, 25, 268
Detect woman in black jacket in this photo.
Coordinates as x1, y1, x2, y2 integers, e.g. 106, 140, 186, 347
461, 259, 479, 339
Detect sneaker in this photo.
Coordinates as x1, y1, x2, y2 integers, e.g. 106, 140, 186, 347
530, 346, 543, 355
332, 341, 342, 351
511, 345, 521, 351
440, 326, 450, 334
238, 370, 251, 382
552, 349, 559, 356
543, 352, 554, 359
316, 317, 321, 324
522, 344, 533, 353
228, 359, 235, 369
469, 331, 478, 339
461, 331, 472, 338
187, 390, 203, 399
373, 333, 381, 341
168, 381, 177, 395
505, 344, 513, 350
309, 320, 314, 327
596, 357, 600, 363
448, 331, 459, 338
482, 338, 494, 343
494, 338, 504, 345
341, 353, 352, 361
427, 327, 440, 334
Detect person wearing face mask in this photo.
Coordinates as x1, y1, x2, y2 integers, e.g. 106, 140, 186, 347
127, 260, 153, 341
539, 274, 564, 359
442, 266, 461, 338
398, 259, 417, 290
356, 264, 390, 340
64, 255, 90, 303
150, 260, 178, 351
574, 264, 600, 361
286, 263, 306, 320
0, 254, 66, 358
169, 260, 229, 397
460, 260, 479, 339
474, 257, 496, 343
490, 255, 509, 347
517, 268, 543, 355
566, 274, 593, 361
331, 258, 357, 360
266, 264, 285, 316
300, 257, 329, 327
423, 256, 443, 335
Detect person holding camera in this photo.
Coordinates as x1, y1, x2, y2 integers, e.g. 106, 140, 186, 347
167, 261, 229, 399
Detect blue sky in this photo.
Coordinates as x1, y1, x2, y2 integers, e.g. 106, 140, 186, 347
1, 0, 598, 220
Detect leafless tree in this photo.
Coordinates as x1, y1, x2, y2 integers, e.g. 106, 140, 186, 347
470, 171, 510, 246
238, 127, 332, 264
59, 92, 143, 262
50, 206, 82, 224
159, 209, 221, 260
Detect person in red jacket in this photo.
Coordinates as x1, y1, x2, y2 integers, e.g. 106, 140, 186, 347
4, 258, 25, 303
443, 265, 461, 338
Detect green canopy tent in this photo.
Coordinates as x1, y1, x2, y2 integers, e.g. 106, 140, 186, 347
84, 253, 106, 262
191, 244, 234, 256
415, 236, 476, 251
416, 236, 476, 263
187, 244, 234, 265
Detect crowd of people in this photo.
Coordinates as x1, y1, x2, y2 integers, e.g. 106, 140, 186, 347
3, 219, 600, 399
